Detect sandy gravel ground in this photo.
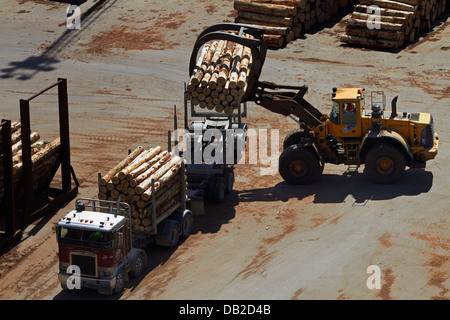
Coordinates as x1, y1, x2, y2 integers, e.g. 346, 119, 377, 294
0, 0, 449, 300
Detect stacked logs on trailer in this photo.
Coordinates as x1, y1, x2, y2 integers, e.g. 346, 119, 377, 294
342, 0, 447, 49
0, 121, 61, 203
98, 146, 186, 234
233, 0, 354, 48
185, 38, 252, 115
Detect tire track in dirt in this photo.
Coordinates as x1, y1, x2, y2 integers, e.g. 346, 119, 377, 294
232, 207, 298, 281
376, 268, 396, 300
0, 228, 59, 299
410, 231, 450, 300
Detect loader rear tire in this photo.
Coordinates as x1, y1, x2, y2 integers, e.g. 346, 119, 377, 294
279, 145, 321, 184
365, 142, 405, 184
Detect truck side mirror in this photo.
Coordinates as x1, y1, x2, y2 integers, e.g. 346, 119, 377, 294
115, 232, 123, 247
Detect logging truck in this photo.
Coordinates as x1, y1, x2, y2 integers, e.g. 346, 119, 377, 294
56, 98, 244, 295
57, 148, 193, 295
57, 195, 193, 295
189, 23, 438, 184
56, 132, 240, 295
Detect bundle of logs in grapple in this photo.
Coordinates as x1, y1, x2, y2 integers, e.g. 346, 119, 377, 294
233, 0, 354, 48
342, 0, 447, 49
185, 38, 252, 115
98, 146, 186, 234
0, 121, 61, 203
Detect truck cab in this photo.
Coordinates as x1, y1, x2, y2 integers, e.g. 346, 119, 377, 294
57, 199, 147, 295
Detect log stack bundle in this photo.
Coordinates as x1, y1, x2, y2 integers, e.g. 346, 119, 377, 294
185, 39, 253, 115
98, 146, 186, 234
0, 121, 61, 203
341, 0, 447, 49
233, 0, 354, 48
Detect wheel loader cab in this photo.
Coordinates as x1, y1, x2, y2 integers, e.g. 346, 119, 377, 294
327, 88, 364, 139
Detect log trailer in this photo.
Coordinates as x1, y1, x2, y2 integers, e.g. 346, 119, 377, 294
56, 101, 248, 296
172, 89, 248, 215
190, 23, 439, 184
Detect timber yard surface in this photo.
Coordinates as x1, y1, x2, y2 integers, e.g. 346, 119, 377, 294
0, 0, 449, 300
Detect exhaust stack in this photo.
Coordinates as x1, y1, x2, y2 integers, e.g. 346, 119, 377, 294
391, 96, 398, 118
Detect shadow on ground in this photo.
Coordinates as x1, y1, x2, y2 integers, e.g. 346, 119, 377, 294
0, 0, 116, 80
238, 168, 433, 205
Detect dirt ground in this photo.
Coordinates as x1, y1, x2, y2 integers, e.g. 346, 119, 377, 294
0, 0, 449, 300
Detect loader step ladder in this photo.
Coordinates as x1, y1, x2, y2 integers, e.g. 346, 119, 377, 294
344, 142, 358, 158
345, 164, 360, 175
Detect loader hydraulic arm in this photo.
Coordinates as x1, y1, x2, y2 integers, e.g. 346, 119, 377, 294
253, 82, 325, 127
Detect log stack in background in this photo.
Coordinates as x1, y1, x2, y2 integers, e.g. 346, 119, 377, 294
342, 0, 447, 49
233, 0, 354, 48
98, 146, 186, 234
0, 121, 61, 203
185, 39, 252, 115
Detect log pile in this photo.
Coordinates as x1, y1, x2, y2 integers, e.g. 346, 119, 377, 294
342, 0, 447, 49
0, 121, 61, 203
233, 0, 354, 48
185, 39, 252, 115
98, 146, 186, 234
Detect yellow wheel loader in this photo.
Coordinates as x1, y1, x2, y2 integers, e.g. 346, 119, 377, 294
189, 24, 439, 184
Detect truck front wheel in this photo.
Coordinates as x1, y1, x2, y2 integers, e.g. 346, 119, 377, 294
113, 269, 125, 295
130, 249, 147, 278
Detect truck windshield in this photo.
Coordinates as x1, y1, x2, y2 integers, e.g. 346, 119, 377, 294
57, 227, 113, 249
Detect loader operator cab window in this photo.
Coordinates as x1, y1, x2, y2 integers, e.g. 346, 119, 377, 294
342, 102, 357, 125
330, 101, 340, 125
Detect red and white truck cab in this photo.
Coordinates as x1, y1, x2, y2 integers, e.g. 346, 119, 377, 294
57, 197, 194, 295
57, 199, 148, 295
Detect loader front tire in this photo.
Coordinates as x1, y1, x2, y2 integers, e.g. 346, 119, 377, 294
365, 143, 405, 184
283, 128, 307, 150
279, 145, 321, 184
